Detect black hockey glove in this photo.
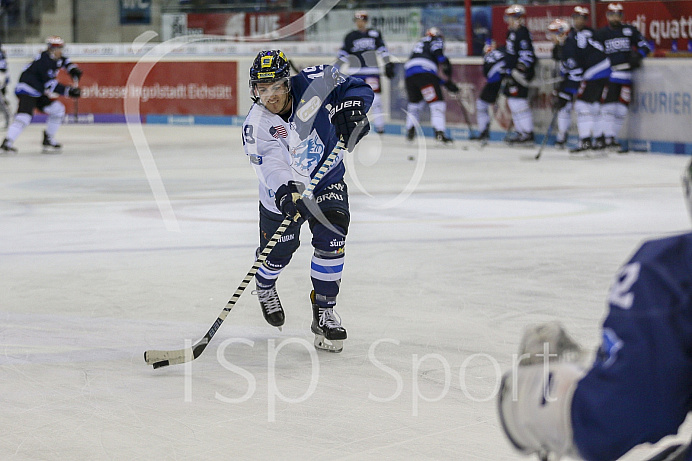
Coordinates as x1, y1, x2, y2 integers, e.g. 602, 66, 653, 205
444, 80, 459, 93
69, 67, 83, 80
68, 87, 81, 98
440, 59, 452, 78
552, 91, 572, 110
329, 97, 370, 150
629, 50, 643, 70
384, 62, 396, 79
275, 181, 311, 222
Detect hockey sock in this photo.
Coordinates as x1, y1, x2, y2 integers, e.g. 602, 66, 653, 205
255, 255, 288, 290
429, 101, 447, 132
557, 102, 573, 141
610, 102, 628, 139
575, 100, 595, 140
476, 99, 491, 132
405, 101, 425, 130
592, 103, 604, 137
507, 97, 533, 134
310, 248, 344, 303
6, 112, 31, 143
43, 101, 66, 139
600, 102, 618, 139
371, 93, 384, 132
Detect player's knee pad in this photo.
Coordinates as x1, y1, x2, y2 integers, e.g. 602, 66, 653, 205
310, 209, 349, 252
507, 97, 530, 115
498, 362, 585, 459
13, 112, 31, 128
43, 100, 65, 118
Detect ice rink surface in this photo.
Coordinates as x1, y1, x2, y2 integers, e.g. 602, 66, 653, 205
1, 124, 691, 460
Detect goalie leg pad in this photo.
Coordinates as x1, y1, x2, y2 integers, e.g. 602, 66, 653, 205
498, 362, 585, 459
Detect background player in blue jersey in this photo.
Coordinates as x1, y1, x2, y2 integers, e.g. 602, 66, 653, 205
470, 40, 505, 143
503, 4, 536, 145
1, 36, 81, 154
403, 27, 458, 144
242, 50, 373, 353
593, 3, 650, 153
337, 10, 394, 134
498, 158, 692, 460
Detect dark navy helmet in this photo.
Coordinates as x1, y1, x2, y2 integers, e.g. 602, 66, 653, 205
249, 50, 291, 103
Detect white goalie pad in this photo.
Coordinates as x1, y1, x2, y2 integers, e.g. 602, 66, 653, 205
498, 362, 586, 459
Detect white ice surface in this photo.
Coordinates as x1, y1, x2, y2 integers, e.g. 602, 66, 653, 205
1, 124, 690, 460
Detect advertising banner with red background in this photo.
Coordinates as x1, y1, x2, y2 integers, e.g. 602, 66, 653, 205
59, 61, 237, 116
187, 12, 304, 41
492, 1, 692, 53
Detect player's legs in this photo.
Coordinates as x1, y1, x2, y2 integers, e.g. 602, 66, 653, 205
506, 97, 533, 142
404, 74, 424, 135
357, 75, 384, 133
555, 101, 573, 146
308, 181, 349, 351
39, 98, 66, 142
3, 94, 37, 151
255, 203, 302, 327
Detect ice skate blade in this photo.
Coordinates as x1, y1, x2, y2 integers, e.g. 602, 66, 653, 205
314, 334, 343, 353
42, 147, 62, 155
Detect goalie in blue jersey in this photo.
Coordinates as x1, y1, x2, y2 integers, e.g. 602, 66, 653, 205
499, 157, 692, 461
241, 50, 373, 353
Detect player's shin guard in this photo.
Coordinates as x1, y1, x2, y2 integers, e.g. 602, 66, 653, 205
371, 93, 384, 133
507, 97, 533, 135
6, 112, 31, 144
254, 253, 289, 328
476, 99, 491, 133
556, 102, 573, 144
429, 100, 447, 133
575, 100, 596, 141
498, 363, 585, 459
405, 101, 425, 130
43, 100, 65, 141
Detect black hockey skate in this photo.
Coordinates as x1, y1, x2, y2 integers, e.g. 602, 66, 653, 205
435, 130, 453, 144
310, 290, 346, 353
1, 138, 17, 154
569, 138, 592, 154
254, 284, 285, 329
406, 127, 415, 142
469, 127, 489, 141
605, 137, 628, 154
42, 131, 62, 154
505, 131, 534, 145
592, 135, 606, 151
554, 135, 567, 149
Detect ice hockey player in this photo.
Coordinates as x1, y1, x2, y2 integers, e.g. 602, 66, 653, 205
593, 3, 650, 153
502, 4, 536, 145
337, 10, 395, 134
242, 50, 373, 353
0, 43, 10, 128
547, 11, 612, 155
498, 157, 692, 460
470, 40, 505, 143
1, 36, 82, 154
403, 27, 458, 144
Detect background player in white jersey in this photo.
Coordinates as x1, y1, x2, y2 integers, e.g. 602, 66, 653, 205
498, 159, 692, 460
337, 10, 394, 134
403, 27, 458, 144
1, 36, 81, 154
242, 50, 373, 352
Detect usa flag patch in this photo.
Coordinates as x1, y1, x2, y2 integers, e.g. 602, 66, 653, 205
269, 125, 288, 138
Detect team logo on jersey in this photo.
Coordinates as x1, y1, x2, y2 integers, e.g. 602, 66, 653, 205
297, 96, 322, 122
598, 328, 623, 368
290, 129, 324, 173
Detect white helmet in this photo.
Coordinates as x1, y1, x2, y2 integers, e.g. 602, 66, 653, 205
426, 27, 443, 39
573, 6, 590, 18
547, 19, 571, 44
504, 4, 526, 19
46, 35, 65, 48
607, 3, 624, 13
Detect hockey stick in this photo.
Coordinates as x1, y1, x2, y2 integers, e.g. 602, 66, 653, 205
452, 91, 475, 138
534, 107, 560, 160
72, 76, 79, 122
144, 140, 347, 369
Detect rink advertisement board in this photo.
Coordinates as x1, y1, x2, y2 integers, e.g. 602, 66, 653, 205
491, 1, 692, 54
62, 61, 238, 117
185, 12, 305, 41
